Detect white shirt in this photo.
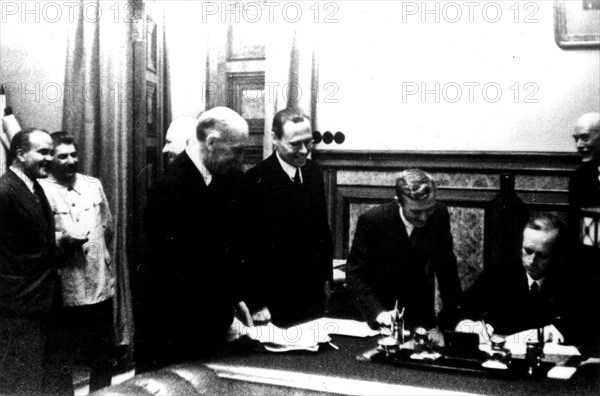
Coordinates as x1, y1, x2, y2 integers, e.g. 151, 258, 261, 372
9, 165, 35, 194
185, 143, 213, 186
276, 150, 303, 183
526, 272, 545, 291
40, 173, 114, 306
398, 206, 415, 237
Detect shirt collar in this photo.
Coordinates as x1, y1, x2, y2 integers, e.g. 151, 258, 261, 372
46, 173, 82, 194
526, 272, 545, 290
186, 143, 212, 186
276, 150, 302, 183
398, 205, 415, 237
9, 165, 35, 194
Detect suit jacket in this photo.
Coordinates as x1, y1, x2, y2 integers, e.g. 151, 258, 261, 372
142, 152, 243, 360
458, 262, 592, 346
242, 153, 333, 326
569, 161, 600, 208
346, 202, 462, 329
0, 169, 58, 316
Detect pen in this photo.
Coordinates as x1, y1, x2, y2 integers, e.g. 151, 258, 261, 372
481, 317, 492, 341
328, 341, 339, 350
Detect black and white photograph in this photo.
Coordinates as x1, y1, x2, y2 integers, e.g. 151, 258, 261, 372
1, 1, 599, 395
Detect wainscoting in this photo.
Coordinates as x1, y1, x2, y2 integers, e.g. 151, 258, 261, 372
313, 150, 581, 292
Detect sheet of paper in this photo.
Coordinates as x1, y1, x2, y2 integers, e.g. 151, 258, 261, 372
313, 317, 380, 338
245, 321, 332, 347
478, 329, 581, 356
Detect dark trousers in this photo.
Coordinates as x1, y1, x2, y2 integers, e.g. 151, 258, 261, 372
62, 298, 116, 392
0, 313, 72, 396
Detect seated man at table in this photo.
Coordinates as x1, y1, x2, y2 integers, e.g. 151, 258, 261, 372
346, 169, 462, 330
453, 213, 596, 347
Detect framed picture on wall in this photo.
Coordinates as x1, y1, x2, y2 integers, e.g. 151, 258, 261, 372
146, 81, 157, 137
227, 72, 265, 136
554, 0, 600, 48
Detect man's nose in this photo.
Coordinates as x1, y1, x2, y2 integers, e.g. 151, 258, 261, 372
298, 143, 309, 154
575, 138, 585, 148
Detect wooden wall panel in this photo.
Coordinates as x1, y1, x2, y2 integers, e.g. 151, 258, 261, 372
314, 150, 580, 273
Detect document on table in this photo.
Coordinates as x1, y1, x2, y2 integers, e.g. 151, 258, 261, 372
244, 320, 332, 352
313, 317, 380, 338
241, 317, 378, 352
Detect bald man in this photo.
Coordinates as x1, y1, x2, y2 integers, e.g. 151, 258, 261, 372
569, 112, 600, 208
140, 107, 249, 370
163, 117, 198, 166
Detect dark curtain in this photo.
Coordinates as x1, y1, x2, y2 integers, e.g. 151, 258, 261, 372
62, 0, 135, 347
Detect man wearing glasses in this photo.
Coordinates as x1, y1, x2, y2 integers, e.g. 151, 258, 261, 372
242, 108, 333, 327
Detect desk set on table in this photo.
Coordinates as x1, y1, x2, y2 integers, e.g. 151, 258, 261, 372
93, 317, 599, 395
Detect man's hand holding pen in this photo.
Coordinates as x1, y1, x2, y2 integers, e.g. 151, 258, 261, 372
455, 319, 495, 343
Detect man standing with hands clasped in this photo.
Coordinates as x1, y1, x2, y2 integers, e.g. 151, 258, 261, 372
1, 128, 71, 395
242, 108, 333, 327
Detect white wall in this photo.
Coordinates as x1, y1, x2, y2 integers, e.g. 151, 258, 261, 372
0, 9, 69, 132
316, 1, 599, 152
163, 1, 209, 119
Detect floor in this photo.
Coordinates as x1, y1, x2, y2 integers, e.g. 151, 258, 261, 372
73, 366, 135, 395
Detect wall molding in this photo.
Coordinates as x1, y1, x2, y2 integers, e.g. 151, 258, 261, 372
314, 150, 580, 174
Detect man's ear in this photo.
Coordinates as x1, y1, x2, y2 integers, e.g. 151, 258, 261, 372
15, 148, 26, 163
205, 132, 220, 151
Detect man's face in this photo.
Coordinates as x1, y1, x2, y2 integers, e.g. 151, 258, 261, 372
573, 121, 600, 163
162, 130, 188, 166
398, 194, 436, 228
204, 131, 247, 175
18, 131, 53, 179
51, 144, 78, 183
521, 227, 557, 280
273, 119, 314, 168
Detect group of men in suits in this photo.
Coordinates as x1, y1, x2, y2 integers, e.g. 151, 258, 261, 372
346, 113, 599, 350
139, 106, 599, 372
138, 106, 332, 370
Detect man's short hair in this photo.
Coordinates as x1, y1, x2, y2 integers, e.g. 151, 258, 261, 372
395, 169, 436, 203
272, 108, 310, 139
50, 131, 76, 149
196, 107, 247, 141
524, 212, 566, 253
9, 128, 50, 163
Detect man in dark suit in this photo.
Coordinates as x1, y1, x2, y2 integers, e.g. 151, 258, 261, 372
138, 107, 250, 371
454, 213, 595, 347
347, 169, 462, 330
0, 128, 70, 395
242, 108, 333, 327
569, 112, 600, 208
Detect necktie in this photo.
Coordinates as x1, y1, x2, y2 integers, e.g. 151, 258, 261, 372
409, 227, 419, 247
33, 181, 52, 225
293, 168, 302, 185
529, 281, 539, 300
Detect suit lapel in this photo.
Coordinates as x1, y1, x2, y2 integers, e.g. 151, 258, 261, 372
6, 170, 50, 230
265, 153, 294, 185
179, 151, 208, 193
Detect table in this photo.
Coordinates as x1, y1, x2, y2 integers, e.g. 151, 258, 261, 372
206, 333, 600, 395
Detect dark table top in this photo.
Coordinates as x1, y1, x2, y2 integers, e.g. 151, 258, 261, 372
207, 333, 600, 396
